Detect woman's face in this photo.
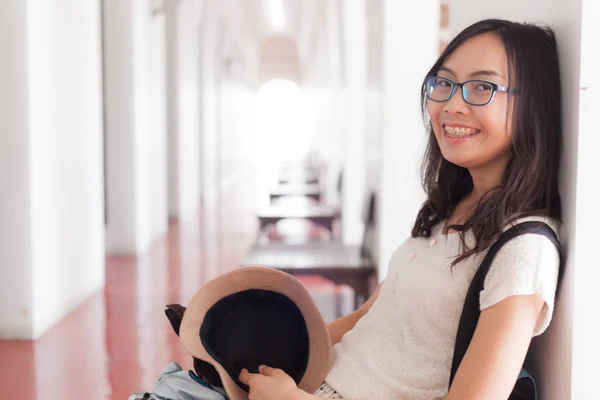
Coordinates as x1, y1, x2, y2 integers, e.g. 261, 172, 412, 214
427, 33, 514, 171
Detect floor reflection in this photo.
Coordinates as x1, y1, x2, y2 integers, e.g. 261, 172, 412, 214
0, 198, 257, 399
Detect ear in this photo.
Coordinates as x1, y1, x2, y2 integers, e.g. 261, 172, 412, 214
165, 304, 186, 336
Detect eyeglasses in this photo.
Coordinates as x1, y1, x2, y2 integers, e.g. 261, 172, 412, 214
424, 76, 517, 106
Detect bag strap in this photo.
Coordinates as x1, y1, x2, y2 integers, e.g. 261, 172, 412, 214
165, 303, 224, 387
165, 304, 186, 336
449, 220, 563, 388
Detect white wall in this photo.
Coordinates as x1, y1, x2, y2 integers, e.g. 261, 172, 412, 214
0, 0, 35, 339
104, 0, 168, 255
199, 7, 258, 259
201, 16, 221, 207
103, 0, 137, 253
166, 2, 180, 218
571, 0, 600, 397
340, 0, 367, 245
0, 0, 105, 339
301, 1, 347, 216
166, 0, 203, 221
133, 0, 168, 251
377, 0, 438, 279
449, 1, 589, 398
365, 0, 383, 262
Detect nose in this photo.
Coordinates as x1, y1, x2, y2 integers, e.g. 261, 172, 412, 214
442, 86, 469, 115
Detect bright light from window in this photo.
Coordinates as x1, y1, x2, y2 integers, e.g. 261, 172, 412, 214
267, 0, 286, 31
256, 79, 312, 159
254, 79, 313, 205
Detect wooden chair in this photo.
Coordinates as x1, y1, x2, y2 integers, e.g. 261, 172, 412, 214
243, 192, 378, 310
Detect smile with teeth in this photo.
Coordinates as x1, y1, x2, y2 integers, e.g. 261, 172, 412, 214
444, 125, 481, 138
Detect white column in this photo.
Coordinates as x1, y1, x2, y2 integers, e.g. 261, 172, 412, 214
571, 0, 600, 398
0, 0, 105, 339
201, 16, 221, 207
103, 0, 168, 255
166, 0, 204, 221
364, 1, 384, 262
378, 0, 439, 278
103, 0, 137, 253
0, 0, 34, 339
340, 0, 368, 245
449, 1, 590, 398
166, 1, 180, 218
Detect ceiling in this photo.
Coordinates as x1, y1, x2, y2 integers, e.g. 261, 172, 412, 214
214, 0, 326, 62
207, 0, 338, 85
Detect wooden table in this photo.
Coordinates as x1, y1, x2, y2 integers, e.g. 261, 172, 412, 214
257, 203, 338, 234
269, 183, 322, 202
241, 241, 377, 309
278, 169, 320, 184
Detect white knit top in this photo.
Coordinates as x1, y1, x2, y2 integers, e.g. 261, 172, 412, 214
322, 217, 561, 400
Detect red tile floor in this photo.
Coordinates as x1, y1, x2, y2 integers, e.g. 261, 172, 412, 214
0, 210, 256, 400
0, 192, 341, 400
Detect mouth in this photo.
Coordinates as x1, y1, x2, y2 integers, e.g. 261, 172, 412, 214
443, 124, 481, 138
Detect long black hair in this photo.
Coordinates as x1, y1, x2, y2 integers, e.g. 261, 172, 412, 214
412, 19, 562, 266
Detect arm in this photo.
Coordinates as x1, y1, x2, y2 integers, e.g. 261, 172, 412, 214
446, 294, 545, 400
327, 284, 382, 345
239, 286, 383, 400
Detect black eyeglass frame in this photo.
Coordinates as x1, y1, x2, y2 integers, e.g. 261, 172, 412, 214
424, 76, 518, 106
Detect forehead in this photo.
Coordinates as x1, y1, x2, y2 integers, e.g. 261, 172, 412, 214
441, 33, 508, 80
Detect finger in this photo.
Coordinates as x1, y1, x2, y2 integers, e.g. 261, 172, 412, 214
259, 365, 284, 377
258, 365, 273, 376
239, 368, 253, 384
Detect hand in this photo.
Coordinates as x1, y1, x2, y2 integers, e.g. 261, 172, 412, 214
239, 365, 307, 400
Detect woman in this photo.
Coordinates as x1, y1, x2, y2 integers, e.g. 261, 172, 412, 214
240, 18, 563, 400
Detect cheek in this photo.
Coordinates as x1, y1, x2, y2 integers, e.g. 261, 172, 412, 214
477, 104, 513, 146
427, 102, 443, 135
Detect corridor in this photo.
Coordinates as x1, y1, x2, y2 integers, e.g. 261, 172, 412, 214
0, 203, 255, 400
2, 0, 600, 399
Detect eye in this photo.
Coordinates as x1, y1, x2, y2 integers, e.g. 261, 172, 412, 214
474, 82, 493, 91
437, 79, 452, 87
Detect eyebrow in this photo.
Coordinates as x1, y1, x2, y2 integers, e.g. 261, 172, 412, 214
438, 65, 505, 79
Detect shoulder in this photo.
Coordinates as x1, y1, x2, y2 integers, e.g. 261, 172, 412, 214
498, 215, 561, 262
481, 215, 561, 335
502, 215, 560, 237
494, 215, 561, 269
492, 215, 561, 275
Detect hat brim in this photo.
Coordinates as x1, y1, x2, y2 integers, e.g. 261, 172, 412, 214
179, 266, 332, 400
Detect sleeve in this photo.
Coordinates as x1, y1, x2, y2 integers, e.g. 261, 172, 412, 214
479, 233, 560, 337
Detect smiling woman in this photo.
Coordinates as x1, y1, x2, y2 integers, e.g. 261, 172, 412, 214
240, 18, 564, 400
415, 21, 562, 261
426, 33, 515, 176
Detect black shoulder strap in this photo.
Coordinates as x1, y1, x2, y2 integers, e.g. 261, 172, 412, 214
165, 304, 186, 336
165, 303, 224, 387
449, 221, 562, 388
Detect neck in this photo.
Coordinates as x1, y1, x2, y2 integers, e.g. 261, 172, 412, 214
468, 159, 507, 201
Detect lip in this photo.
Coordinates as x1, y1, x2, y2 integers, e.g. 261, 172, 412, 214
442, 122, 480, 130
441, 122, 481, 143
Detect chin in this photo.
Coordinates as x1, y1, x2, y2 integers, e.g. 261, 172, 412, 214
440, 151, 475, 169
447, 159, 474, 169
